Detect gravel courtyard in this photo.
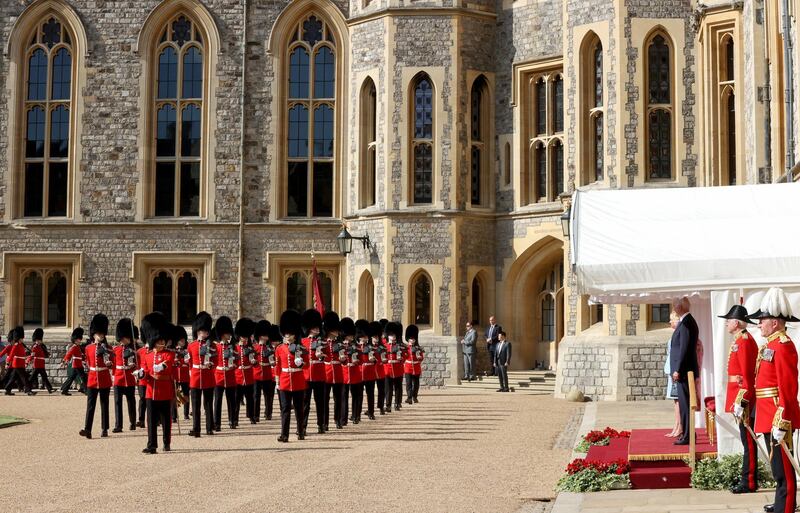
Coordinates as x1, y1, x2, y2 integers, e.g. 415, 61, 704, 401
0, 388, 579, 513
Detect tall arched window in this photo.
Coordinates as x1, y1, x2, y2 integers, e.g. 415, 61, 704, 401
538, 263, 562, 343
411, 272, 432, 326
470, 76, 490, 207
471, 276, 482, 324
411, 74, 434, 205
719, 35, 736, 185
150, 268, 199, 324
358, 271, 375, 320
524, 67, 564, 204
541, 295, 555, 341
359, 77, 377, 208
21, 17, 73, 218
151, 14, 205, 217
504, 142, 511, 186
582, 34, 604, 184
287, 15, 336, 217
645, 33, 673, 180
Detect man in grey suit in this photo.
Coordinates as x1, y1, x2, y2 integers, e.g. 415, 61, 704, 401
461, 322, 477, 381
495, 331, 511, 392
485, 316, 501, 376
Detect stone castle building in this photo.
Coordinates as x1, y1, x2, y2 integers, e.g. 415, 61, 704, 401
0, 0, 795, 395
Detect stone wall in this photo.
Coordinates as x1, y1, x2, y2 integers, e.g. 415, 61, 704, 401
418, 334, 457, 387
624, 342, 668, 401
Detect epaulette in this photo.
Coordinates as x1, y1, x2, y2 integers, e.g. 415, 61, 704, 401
780, 334, 792, 344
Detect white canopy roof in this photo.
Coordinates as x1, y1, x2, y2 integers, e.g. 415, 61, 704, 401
570, 182, 800, 303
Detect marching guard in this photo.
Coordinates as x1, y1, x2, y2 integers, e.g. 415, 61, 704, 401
301, 309, 328, 434
27, 328, 53, 393
112, 319, 138, 433
212, 316, 237, 430
323, 312, 345, 430
384, 322, 405, 412
341, 317, 362, 425
172, 325, 191, 422
187, 312, 216, 437
234, 318, 257, 424
80, 314, 113, 439
275, 310, 307, 442
138, 312, 176, 454
254, 320, 276, 422
2, 327, 34, 395
60, 327, 86, 395
370, 321, 387, 415
404, 325, 424, 404
136, 339, 149, 428
357, 320, 377, 421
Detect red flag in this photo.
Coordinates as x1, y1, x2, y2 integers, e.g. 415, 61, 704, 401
312, 258, 326, 317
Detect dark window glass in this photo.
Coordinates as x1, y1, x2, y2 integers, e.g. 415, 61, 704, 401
302, 16, 323, 46
23, 273, 43, 324
536, 145, 547, 199
152, 271, 173, 319
313, 162, 333, 217
180, 162, 200, 216
368, 147, 376, 206
553, 76, 564, 132
368, 81, 377, 141
288, 105, 309, 158
154, 162, 175, 217
652, 304, 670, 323
177, 271, 197, 325
414, 274, 432, 325
725, 39, 734, 82
314, 46, 335, 99
727, 93, 736, 185
289, 47, 310, 99
28, 49, 48, 101
182, 46, 203, 99
648, 35, 670, 104
286, 272, 307, 313
172, 17, 192, 47
535, 79, 546, 135
287, 161, 308, 217
313, 105, 334, 157
42, 18, 61, 48
471, 278, 481, 324
320, 272, 333, 311
24, 163, 44, 217
471, 83, 482, 141
156, 105, 177, 157
50, 105, 70, 158
413, 143, 433, 204
414, 78, 433, 139
51, 48, 72, 100
46, 272, 67, 326
541, 295, 555, 341
594, 114, 604, 182
181, 104, 201, 157
648, 109, 671, 179
553, 141, 564, 196
48, 162, 68, 216
471, 145, 481, 205
594, 44, 603, 108
158, 47, 178, 99
26, 107, 45, 158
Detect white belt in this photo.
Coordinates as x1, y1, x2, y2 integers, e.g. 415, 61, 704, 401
346, 363, 359, 367
325, 361, 342, 365
89, 366, 111, 372
13, 356, 26, 360
191, 364, 204, 369
115, 365, 128, 370
387, 360, 400, 363
259, 363, 271, 367
71, 357, 83, 361
240, 365, 252, 370
363, 363, 375, 366
216, 366, 229, 371
281, 368, 303, 373
407, 361, 421, 364
33, 357, 46, 360
311, 360, 325, 364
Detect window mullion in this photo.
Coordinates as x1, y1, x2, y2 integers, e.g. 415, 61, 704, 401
172, 271, 179, 324
175, 100, 182, 216
40, 272, 48, 327
308, 45, 316, 217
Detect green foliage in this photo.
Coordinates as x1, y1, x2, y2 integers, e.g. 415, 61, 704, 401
690, 454, 775, 490
556, 469, 631, 492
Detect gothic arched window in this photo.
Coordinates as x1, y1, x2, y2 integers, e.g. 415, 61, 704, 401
645, 33, 673, 180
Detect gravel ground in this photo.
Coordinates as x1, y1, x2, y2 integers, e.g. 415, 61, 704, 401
0, 388, 580, 513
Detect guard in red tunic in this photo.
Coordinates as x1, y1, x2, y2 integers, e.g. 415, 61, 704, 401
212, 316, 237, 431
2, 327, 34, 395
370, 321, 387, 415
27, 328, 53, 393
80, 314, 113, 439
275, 310, 307, 442
751, 287, 800, 513
138, 312, 176, 454
340, 317, 362, 426
404, 324, 425, 405
172, 325, 190, 422
187, 311, 215, 437
301, 309, 328, 434
234, 318, 257, 424
60, 327, 86, 395
383, 322, 405, 412
112, 319, 138, 433
136, 341, 149, 428
357, 320, 377, 420
254, 320, 276, 422
323, 312, 345, 430
720, 304, 759, 494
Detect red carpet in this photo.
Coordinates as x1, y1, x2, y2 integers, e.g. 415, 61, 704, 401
586, 437, 629, 463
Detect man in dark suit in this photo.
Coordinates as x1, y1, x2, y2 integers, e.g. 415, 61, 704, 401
485, 316, 501, 376
494, 331, 512, 392
669, 296, 699, 445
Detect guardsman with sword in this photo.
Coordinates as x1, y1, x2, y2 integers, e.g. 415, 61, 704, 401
187, 312, 216, 437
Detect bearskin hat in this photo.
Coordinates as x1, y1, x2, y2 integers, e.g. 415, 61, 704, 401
405, 324, 419, 342
115, 319, 135, 342
355, 319, 370, 340
340, 317, 356, 338
6, 330, 14, 343
192, 311, 213, 340
369, 321, 383, 340
12, 326, 24, 342
323, 311, 341, 334
140, 312, 168, 349
90, 313, 109, 336
214, 316, 234, 339
301, 309, 323, 336
279, 310, 302, 338
254, 320, 271, 340
173, 325, 188, 345
32, 328, 44, 341
235, 318, 255, 340
385, 321, 402, 340
268, 324, 282, 343
70, 327, 84, 341
379, 319, 389, 334
133, 325, 140, 341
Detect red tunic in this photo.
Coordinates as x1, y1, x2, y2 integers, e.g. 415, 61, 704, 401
725, 330, 758, 413
360, 344, 378, 381
404, 345, 425, 376
754, 330, 800, 433
275, 343, 308, 392
383, 341, 405, 379
85, 342, 114, 389
27, 344, 47, 369
343, 345, 362, 385
137, 347, 149, 387
113, 345, 138, 387
186, 340, 216, 389
374, 343, 386, 379
254, 343, 274, 381
143, 349, 175, 401
325, 341, 345, 384
2, 343, 27, 369
214, 343, 238, 387
63, 344, 84, 369
303, 337, 328, 382
173, 349, 190, 383
235, 344, 255, 386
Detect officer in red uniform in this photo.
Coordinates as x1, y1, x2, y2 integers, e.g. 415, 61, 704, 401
404, 324, 425, 404
187, 311, 215, 437
357, 320, 377, 420
2, 327, 34, 395
275, 310, 307, 442
138, 312, 176, 454
172, 325, 190, 422
341, 317, 362, 426
323, 312, 344, 430
301, 309, 327, 434
370, 321, 387, 415
234, 318, 257, 424
60, 327, 85, 395
80, 314, 113, 439
383, 322, 405, 412
750, 287, 800, 513
135, 340, 149, 428
253, 320, 276, 422
27, 328, 53, 393
720, 304, 759, 494
112, 319, 138, 433
212, 316, 237, 431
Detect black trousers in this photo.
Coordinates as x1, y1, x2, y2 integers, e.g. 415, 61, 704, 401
279, 389, 305, 438
363, 379, 375, 416
61, 368, 86, 393
497, 365, 509, 390
350, 382, 363, 422
237, 384, 255, 422
171, 382, 190, 420
326, 383, 343, 428
488, 343, 497, 375
303, 380, 327, 429
254, 380, 275, 420
376, 378, 385, 413
190, 387, 214, 434
5, 368, 32, 393
738, 420, 758, 491
113, 385, 136, 430
84, 387, 110, 433
30, 368, 53, 392
385, 376, 403, 409
405, 374, 420, 400
766, 432, 796, 513
137, 385, 147, 424
146, 399, 172, 450
340, 384, 351, 426
214, 386, 237, 429
676, 379, 690, 443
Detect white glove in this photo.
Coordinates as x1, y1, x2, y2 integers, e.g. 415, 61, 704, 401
772, 427, 786, 444
133, 368, 144, 379
183, 353, 191, 363
733, 404, 744, 418
294, 356, 304, 367
153, 362, 165, 373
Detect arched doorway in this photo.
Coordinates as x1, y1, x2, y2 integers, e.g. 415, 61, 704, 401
358, 271, 374, 320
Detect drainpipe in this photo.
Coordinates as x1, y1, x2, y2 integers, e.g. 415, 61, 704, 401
237, 0, 249, 317
764, 0, 773, 182
782, 0, 795, 180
